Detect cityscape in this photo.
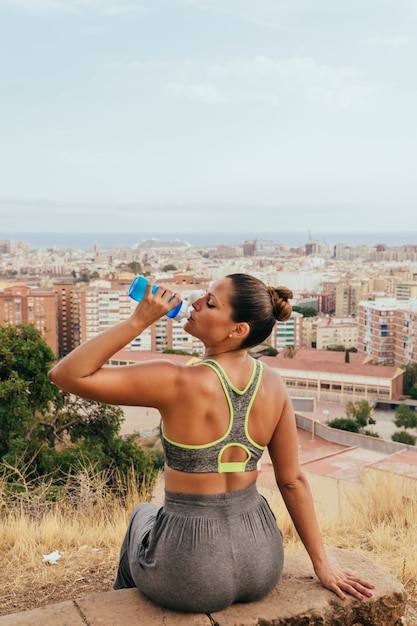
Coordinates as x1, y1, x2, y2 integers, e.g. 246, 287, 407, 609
1, 232, 417, 369
1, 231, 417, 443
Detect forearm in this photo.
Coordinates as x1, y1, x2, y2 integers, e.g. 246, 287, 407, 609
278, 473, 328, 571
49, 285, 180, 391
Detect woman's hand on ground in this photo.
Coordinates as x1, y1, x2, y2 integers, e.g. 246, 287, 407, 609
314, 561, 375, 601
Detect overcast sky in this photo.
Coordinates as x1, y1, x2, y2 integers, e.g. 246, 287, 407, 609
0, 0, 416, 234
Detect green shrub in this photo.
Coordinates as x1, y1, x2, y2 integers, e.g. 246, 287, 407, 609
327, 418, 359, 433
391, 431, 416, 445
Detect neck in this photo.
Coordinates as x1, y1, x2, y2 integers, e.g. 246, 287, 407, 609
203, 348, 248, 360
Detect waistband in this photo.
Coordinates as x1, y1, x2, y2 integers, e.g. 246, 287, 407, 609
163, 482, 261, 518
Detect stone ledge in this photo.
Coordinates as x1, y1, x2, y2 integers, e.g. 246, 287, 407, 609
0, 548, 406, 626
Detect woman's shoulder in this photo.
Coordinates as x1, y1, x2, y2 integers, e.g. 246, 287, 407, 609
260, 360, 286, 385
257, 360, 291, 407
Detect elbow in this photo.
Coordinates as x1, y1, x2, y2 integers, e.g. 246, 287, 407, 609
277, 472, 308, 496
48, 363, 65, 390
278, 477, 303, 493
48, 366, 56, 385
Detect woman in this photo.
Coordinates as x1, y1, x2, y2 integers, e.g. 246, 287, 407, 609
48, 273, 374, 613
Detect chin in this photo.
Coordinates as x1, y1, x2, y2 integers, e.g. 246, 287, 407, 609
184, 321, 198, 339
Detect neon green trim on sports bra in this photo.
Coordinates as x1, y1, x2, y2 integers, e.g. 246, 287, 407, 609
203, 359, 264, 453
217, 442, 252, 473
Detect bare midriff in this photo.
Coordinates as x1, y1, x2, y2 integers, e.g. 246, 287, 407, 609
163, 464, 258, 494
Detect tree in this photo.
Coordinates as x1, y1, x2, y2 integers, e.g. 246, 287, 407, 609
393, 403, 417, 431
163, 348, 197, 356
0, 323, 62, 457
292, 306, 317, 317
263, 345, 278, 356
328, 400, 379, 436
127, 261, 142, 275
0, 324, 157, 490
162, 263, 177, 272
283, 345, 295, 358
0, 372, 34, 459
0, 323, 60, 412
403, 363, 417, 396
345, 400, 372, 429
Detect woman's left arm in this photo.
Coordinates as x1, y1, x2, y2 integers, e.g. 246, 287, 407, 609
48, 284, 182, 407
268, 384, 375, 601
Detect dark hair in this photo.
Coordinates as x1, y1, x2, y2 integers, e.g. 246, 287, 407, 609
226, 273, 293, 349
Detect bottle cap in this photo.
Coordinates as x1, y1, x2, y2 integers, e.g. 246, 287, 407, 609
188, 289, 205, 304
174, 289, 205, 321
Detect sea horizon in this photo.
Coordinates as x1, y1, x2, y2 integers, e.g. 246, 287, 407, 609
2, 231, 417, 251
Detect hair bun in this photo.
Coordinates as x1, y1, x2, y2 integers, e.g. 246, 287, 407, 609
267, 286, 293, 321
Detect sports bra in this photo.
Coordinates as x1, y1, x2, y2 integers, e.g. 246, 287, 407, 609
160, 358, 265, 474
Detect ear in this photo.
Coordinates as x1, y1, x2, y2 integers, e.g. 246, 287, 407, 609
230, 322, 250, 340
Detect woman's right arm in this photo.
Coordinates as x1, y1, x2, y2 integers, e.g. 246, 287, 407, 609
48, 283, 183, 408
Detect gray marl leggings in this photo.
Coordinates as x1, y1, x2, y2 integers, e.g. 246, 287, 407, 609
113, 483, 284, 613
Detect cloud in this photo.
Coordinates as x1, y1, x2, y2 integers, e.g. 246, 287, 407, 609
366, 35, 410, 47
166, 55, 372, 109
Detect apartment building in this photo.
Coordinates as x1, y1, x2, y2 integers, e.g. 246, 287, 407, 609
78, 280, 134, 343
317, 290, 336, 314
394, 306, 417, 366
395, 282, 417, 300
301, 317, 314, 348
153, 317, 169, 352
53, 281, 81, 357
269, 311, 303, 352
0, 284, 58, 354
335, 279, 370, 317
358, 298, 417, 366
315, 317, 358, 350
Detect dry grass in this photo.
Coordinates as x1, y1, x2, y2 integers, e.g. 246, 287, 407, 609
0, 464, 153, 615
1, 466, 417, 617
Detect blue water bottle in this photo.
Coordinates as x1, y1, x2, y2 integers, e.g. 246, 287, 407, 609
128, 276, 203, 321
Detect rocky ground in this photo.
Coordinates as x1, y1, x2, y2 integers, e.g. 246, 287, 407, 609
1, 567, 417, 624
1, 565, 114, 617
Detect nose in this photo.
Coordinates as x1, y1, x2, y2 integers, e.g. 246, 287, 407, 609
192, 297, 202, 311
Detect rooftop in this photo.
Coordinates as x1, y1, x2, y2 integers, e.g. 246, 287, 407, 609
258, 427, 417, 487
260, 348, 402, 378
